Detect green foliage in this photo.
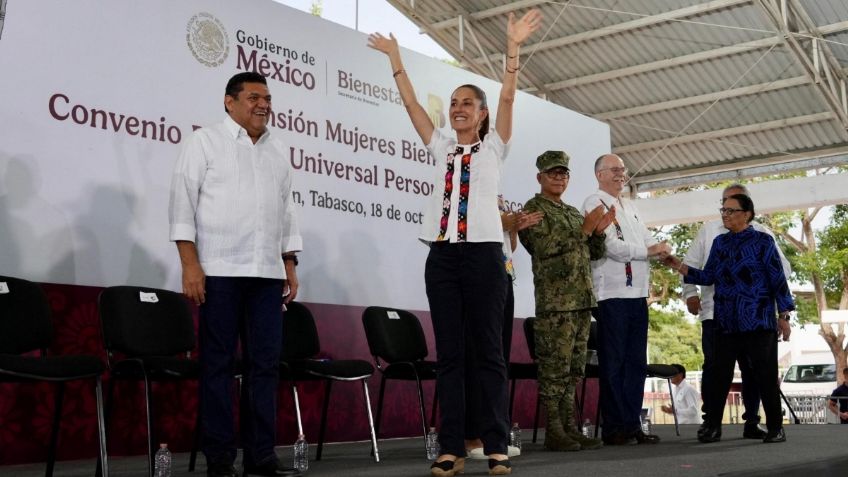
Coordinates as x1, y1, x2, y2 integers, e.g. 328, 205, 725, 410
309, 0, 322, 17
794, 295, 820, 326
648, 222, 700, 305
817, 204, 848, 305
648, 307, 702, 371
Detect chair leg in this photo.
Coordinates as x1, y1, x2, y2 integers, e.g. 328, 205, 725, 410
374, 376, 386, 438
317, 380, 333, 461
94, 376, 109, 477
144, 376, 154, 477
45, 381, 65, 477
371, 376, 386, 458
414, 375, 428, 452
575, 377, 588, 425
361, 380, 380, 463
95, 378, 115, 477
667, 378, 679, 436
594, 395, 602, 439
188, 390, 201, 472
292, 383, 304, 436
532, 388, 541, 444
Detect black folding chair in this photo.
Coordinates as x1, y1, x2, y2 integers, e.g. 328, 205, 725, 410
575, 320, 600, 433
280, 302, 379, 462
0, 275, 108, 477
97, 286, 201, 477
361, 306, 438, 454
646, 363, 680, 436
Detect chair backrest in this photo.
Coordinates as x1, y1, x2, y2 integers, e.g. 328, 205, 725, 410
362, 306, 428, 363
522, 317, 538, 361
281, 301, 320, 360
0, 276, 52, 354
98, 286, 195, 357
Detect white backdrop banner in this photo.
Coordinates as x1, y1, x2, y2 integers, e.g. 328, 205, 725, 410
0, 0, 610, 316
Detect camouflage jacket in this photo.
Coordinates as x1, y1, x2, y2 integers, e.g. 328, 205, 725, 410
519, 194, 605, 313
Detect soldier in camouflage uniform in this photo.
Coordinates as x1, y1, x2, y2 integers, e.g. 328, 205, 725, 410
518, 151, 614, 452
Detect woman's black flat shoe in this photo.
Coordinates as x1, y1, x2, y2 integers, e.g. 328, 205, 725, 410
488, 458, 512, 475
430, 457, 465, 477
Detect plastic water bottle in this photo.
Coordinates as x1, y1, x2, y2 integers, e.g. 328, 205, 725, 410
640, 415, 652, 435
582, 418, 594, 438
154, 443, 171, 477
509, 422, 522, 450
425, 427, 440, 460
293, 434, 308, 471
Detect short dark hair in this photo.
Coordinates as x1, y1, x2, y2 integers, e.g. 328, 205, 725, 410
224, 72, 267, 112
727, 193, 755, 223
673, 364, 686, 377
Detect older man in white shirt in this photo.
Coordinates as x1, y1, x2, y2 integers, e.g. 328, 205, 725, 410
682, 183, 790, 440
169, 72, 302, 477
582, 153, 670, 446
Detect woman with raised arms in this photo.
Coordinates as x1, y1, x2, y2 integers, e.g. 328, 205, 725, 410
368, 9, 542, 477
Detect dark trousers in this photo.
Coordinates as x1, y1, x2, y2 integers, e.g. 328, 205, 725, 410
596, 298, 648, 438
199, 276, 283, 467
425, 242, 509, 456
701, 319, 761, 423
466, 281, 514, 441
706, 330, 782, 432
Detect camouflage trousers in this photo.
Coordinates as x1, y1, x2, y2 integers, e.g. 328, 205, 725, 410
535, 309, 592, 415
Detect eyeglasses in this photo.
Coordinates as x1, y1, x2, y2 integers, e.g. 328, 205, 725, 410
719, 207, 744, 216
599, 167, 628, 175
544, 169, 570, 179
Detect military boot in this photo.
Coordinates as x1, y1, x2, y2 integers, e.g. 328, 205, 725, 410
543, 401, 581, 452
561, 395, 603, 450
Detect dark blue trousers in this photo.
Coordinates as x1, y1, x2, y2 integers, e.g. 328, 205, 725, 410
701, 319, 761, 423
425, 242, 509, 457
199, 276, 283, 467
596, 298, 648, 438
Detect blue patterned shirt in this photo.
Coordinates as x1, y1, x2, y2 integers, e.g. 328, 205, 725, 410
684, 226, 794, 333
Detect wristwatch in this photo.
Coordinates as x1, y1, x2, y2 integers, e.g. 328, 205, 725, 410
283, 254, 299, 266
778, 312, 791, 321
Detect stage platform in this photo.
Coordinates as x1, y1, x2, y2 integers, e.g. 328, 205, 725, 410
4, 424, 847, 476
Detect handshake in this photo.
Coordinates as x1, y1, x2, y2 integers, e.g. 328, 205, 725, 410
651, 246, 689, 275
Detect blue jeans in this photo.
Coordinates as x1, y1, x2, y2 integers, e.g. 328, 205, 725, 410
596, 298, 648, 438
702, 319, 761, 423
199, 276, 284, 467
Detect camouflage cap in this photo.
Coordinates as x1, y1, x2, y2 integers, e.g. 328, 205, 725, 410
536, 150, 570, 172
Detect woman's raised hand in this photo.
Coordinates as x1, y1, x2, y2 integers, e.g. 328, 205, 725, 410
507, 9, 542, 45
367, 32, 399, 56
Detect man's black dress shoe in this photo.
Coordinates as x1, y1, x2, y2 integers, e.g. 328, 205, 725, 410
602, 432, 637, 446
697, 426, 722, 443
743, 422, 767, 439
242, 459, 301, 476
633, 430, 660, 444
762, 428, 786, 443
207, 463, 239, 477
